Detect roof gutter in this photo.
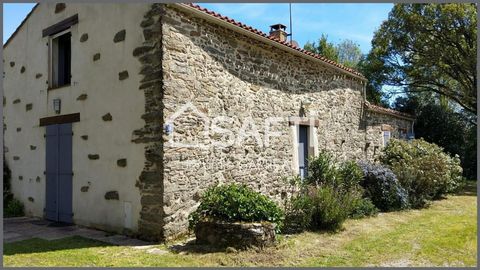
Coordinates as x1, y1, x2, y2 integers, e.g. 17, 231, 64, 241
174, 3, 368, 82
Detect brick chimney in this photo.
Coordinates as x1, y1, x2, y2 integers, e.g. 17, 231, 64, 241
269, 24, 288, 42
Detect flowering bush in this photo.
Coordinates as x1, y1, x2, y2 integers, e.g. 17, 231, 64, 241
358, 161, 409, 211
381, 139, 464, 208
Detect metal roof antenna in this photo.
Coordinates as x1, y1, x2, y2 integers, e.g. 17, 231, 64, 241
289, 3, 293, 43
286, 3, 299, 48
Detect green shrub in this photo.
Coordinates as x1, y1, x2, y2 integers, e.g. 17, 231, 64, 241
305, 151, 339, 187
358, 161, 409, 211
5, 198, 24, 218
284, 185, 356, 232
338, 160, 364, 193
309, 186, 355, 230
349, 197, 379, 219
283, 152, 367, 233
283, 193, 315, 234
306, 152, 364, 192
188, 183, 284, 232
381, 139, 464, 208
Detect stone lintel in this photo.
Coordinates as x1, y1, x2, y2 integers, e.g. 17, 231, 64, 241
288, 116, 320, 127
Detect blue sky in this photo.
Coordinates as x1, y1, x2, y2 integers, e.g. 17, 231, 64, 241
3, 3, 393, 53
3, 3, 36, 44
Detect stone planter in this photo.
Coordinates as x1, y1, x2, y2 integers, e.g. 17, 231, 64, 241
194, 220, 276, 249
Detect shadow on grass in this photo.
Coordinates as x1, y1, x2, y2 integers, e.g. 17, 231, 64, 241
455, 180, 477, 196
168, 239, 238, 254
3, 236, 113, 256
167, 228, 342, 255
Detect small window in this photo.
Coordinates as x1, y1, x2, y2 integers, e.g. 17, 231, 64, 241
399, 129, 407, 140
383, 131, 391, 147
49, 31, 71, 88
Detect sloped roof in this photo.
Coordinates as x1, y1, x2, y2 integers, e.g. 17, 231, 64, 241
365, 101, 415, 120
5, 3, 366, 81
177, 3, 366, 80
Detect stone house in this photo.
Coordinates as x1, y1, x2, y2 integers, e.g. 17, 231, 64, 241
2, 3, 414, 241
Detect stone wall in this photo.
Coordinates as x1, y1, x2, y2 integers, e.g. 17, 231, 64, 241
365, 110, 414, 161
159, 5, 368, 239
132, 3, 167, 241
195, 221, 276, 249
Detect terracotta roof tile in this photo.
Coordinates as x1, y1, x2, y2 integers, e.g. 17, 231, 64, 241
5, 3, 365, 80
184, 3, 365, 79
365, 101, 415, 120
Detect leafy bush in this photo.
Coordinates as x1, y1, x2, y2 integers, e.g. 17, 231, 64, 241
309, 186, 356, 230
5, 198, 24, 218
338, 160, 364, 193
394, 97, 477, 180
358, 161, 409, 211
305, 151, 339, 187
283, 193, 315, 233
306, 152, 364, 192
349, 197, 379, 219
188, 183, 284, 232
381, 139, 464, 208
283, 153, 369, 233
283, 186, 355, 232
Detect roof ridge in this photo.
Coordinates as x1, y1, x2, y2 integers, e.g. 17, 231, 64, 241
185, 3, 365, 79
365, 101, 415, 119
5, 3, 365, 80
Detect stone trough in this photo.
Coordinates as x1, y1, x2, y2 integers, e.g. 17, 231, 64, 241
194, 220, 276, 249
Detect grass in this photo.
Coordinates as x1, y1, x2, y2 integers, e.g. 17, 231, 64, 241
3, 183, 477, 267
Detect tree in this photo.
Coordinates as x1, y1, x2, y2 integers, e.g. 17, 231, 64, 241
304, 34, 339, 62
357, 54, 388, 106
368, 3, 477, 115
304, 36, 362, 69
337, 39, 362, 68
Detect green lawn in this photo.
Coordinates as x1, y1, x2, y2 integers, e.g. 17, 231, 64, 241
3, 184, 477, 267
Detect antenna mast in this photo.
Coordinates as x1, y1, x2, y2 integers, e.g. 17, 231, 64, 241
289, 3, 293, 42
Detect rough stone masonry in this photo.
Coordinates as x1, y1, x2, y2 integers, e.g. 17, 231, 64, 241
132, 4, 408, 241
160, 6, 368, 239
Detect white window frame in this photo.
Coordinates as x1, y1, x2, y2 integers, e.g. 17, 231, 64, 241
48, 29, 71, 89
291, 123, 319, 176
383, 130, 391, 147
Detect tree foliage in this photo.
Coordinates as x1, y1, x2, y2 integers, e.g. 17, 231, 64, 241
393, 93, 477, 180
357, 54, 389, 106
368, 3, 477, 114
337, 39, 363, 69
304, 34, 339, 62
304, 35, 362, 69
